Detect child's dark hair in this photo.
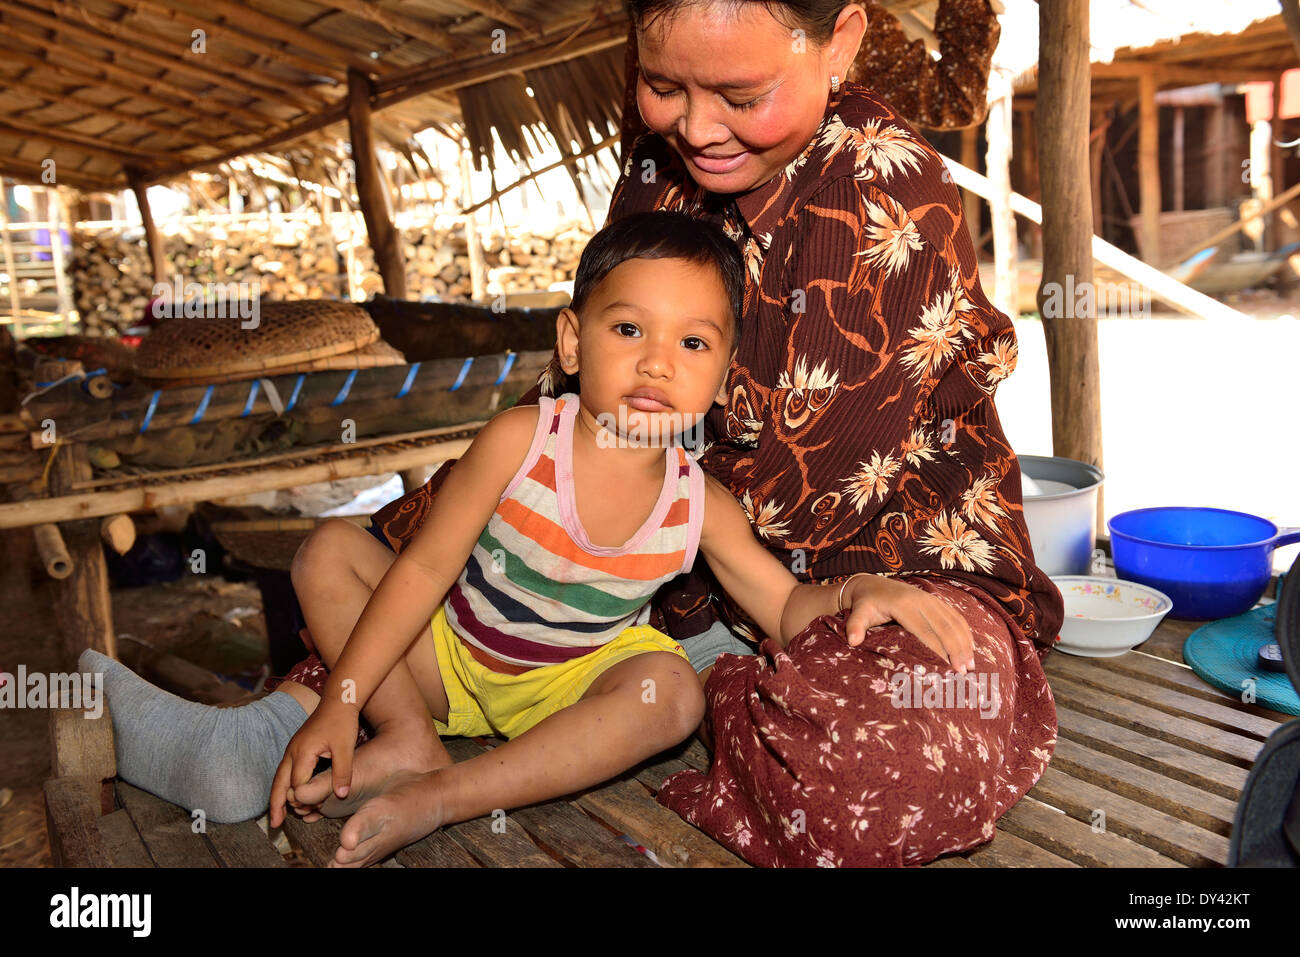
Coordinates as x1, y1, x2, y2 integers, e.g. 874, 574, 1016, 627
571, 211, 745, 347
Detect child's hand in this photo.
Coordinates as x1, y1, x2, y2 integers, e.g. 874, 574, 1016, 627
268, 700, 360, 828
841, 574, 976, 673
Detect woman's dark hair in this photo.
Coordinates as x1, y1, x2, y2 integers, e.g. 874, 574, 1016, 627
624, 0, 846, 47
571, 210, 745, 346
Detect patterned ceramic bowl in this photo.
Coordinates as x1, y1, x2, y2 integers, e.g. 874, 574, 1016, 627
1051, 576, 1173, 657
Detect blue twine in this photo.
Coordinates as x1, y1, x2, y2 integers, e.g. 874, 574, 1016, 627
395, 362, 422, 399
494, 351, 515, 386
240, 380, 260, 417
189, 385, 215, 425
449, 357, 473, 392
286, 373, 305, 411
330, 369, 358, 407
139, 390, 161, 432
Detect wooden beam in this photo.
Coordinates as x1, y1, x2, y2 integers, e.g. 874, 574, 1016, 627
373, 15, 628, 98
0, 73, 207, 143
0, 157, 117, 192
1138, 70, 1161, 264
126, 0, 347, 83
0, 117, 157, 164
156, 0, 395, 76
0, 39, 253, 135
128, 172, 166, 287
347, 68, 406, 299
324, 0, 456, 52
452, 0, 542, 33
1034, 0, 1103, 503
0, 0, 319, 112
0, 433, 478, 529
144, 102, 348, 185
1169, 179, 1300, 264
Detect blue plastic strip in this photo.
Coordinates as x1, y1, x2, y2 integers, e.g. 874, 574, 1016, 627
395, 362, 422, 399
330, 369, 358, 407
139, 390, 161, 433
240, 379, 260, 417
286, 373, 306, 411
449, 357, 473, 392
493, 351, 515, 386
189, 385, 215, 425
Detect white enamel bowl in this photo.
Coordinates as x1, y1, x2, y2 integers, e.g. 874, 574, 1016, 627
1051, 576, 1173, 657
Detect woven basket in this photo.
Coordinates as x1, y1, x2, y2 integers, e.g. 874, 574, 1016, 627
136, 300, 380, 379
141, 339, 408, 387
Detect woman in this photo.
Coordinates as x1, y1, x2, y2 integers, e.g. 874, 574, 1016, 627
354, 0, 1062, 866
93, 0, 1057, 867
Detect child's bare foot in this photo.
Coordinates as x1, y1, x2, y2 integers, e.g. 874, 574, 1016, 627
330, 769, 446, 867
288, 720, 447, 821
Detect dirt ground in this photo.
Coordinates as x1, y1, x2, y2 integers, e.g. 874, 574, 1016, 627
0, 572, 270, 868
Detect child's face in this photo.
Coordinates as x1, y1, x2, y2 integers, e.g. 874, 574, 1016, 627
557, 256, 735, 442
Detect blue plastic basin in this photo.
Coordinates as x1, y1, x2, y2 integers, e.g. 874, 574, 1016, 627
1107, 507, 1300, 620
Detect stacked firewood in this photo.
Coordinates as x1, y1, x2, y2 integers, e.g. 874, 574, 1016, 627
67, 222, 591, 334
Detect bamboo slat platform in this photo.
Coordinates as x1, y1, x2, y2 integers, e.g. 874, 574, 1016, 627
45, 608, 1291, 869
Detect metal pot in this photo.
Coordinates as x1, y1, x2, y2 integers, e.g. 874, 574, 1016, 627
1019, 454, 1105, 577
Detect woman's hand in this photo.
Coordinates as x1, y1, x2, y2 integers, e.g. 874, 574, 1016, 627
268, 699, 360, 828
842, 574, 976, 673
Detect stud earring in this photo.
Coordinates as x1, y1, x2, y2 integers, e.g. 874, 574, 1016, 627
830, 74, 841, 94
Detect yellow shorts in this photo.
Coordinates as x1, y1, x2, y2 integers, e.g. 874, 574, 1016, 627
428, 603, 689, 740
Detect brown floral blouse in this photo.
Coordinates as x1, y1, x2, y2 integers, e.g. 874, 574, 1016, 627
375, 78, 1063, 654
550, 79, 1063, 652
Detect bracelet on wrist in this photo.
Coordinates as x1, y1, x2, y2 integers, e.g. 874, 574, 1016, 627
837, 572, 868, 613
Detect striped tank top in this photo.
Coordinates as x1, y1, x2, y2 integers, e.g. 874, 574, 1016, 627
444, 392, 705, 669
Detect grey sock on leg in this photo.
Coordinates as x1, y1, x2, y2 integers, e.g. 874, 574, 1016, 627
80, 649, 309, 823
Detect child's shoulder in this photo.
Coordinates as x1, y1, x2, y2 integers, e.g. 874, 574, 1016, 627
481, 401, 544, 448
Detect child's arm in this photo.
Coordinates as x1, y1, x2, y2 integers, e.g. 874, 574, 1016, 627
695, 474, 801, 643
268, 404, 538, 822
698, 475, 974, 670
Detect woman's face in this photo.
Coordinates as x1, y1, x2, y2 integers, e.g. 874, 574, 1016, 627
635, 2, 865, 196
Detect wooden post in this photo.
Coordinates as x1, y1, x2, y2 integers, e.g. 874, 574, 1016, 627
1035, 0, 1103, 517
1138, 69, 1161, 264
1171, 107, 1184, 212
0, 176, 22, 338
1271, 72, 1286, 251
1013, 108, 1045, 260
128, 171, 166, 288
460, 140, 487, 302
1250, 112, 1273, 252
47, 187, 72, 329
45, 363, 117, 666
960, 125, 981, 251
41, 356, 117, 660
346, 68, 407, 299
986, 75, 1017, 317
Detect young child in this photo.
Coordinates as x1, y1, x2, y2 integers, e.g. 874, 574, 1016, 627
267, 210, 975, 866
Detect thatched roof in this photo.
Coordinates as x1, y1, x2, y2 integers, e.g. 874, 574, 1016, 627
1006, 0, 1296, 101
0, 1, 969, 198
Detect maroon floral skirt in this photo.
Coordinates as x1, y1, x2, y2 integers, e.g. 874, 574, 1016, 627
655, 576, 1057, 867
